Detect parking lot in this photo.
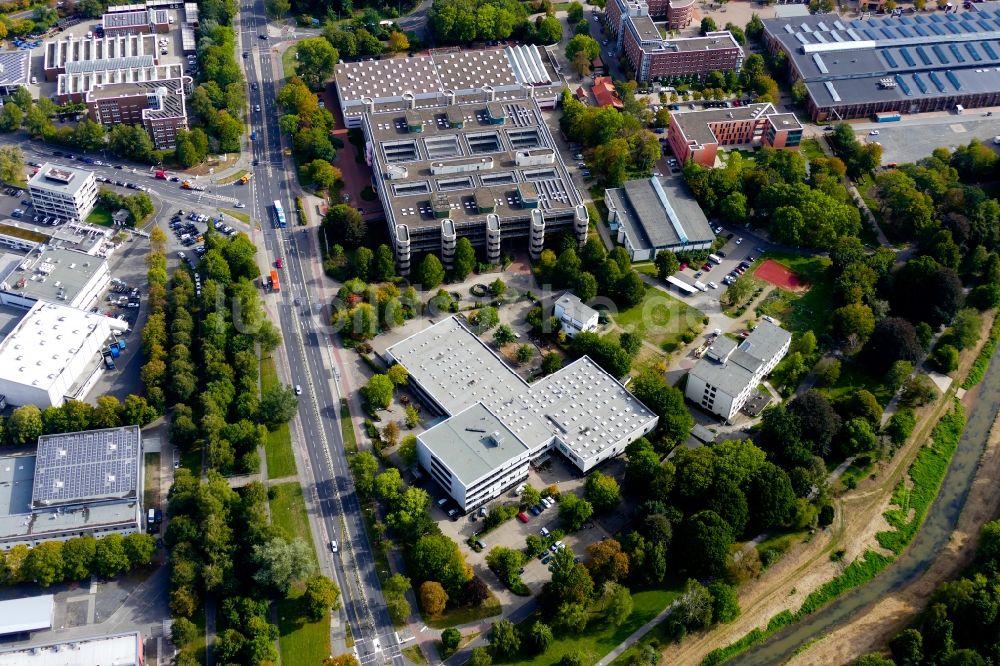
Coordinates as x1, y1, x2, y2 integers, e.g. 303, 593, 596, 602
851, 113, 1000, 165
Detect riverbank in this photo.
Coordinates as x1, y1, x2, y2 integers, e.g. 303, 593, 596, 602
784, 374, 1000, 664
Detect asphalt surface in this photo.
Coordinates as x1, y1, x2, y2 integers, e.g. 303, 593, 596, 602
236, 4, 404, 665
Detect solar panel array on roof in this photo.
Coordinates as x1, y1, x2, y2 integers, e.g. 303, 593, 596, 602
863, 28, 878, 40
895, 74, 912, 95
933, 44, 949, 63
929, 70, 946, 91
946, 69, 962, 90
31, 426, 140, 508
913, 24, 929, 36
847, 28, 862, 40
884, 50, 899, 68
984, 42, 999, 59
913, 72, 928, 93
898, 26, 913, 37
966, 43, 982, 61
949, 44, 966, 63
900, 47, 916, 66
917, 46, 932, 65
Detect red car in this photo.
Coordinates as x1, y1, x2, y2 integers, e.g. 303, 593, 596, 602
702, 263, 712, 272
275, 258, 284, 268
679, 262, 688, 271
516, 511, 530, 523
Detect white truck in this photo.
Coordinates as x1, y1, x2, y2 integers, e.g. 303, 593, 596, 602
694, 281, 709, 292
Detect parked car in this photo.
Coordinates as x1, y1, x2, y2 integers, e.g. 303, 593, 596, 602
516, 511, 530, 523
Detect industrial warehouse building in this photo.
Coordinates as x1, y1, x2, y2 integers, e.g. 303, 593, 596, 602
0, 631, 144, 665
334, 45, 564, 126
0, 247, 111, 311
763, 3, 1000, 120
362, 99, 588, 275
606, 0, 743, 81
0, 301, 126, 408
686, 321, 791, 422
385, 316, 658, 512
605, 176, 714, 260
0, 426, 143, 549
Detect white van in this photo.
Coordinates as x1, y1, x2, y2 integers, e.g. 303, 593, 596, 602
694, 281, 709, 292
956, 104, 964, 114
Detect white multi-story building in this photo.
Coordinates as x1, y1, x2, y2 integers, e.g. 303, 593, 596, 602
28, 164, 98, 223
685, 321, 791, 422
554, 292, 599, 338
385, 316, 659, 512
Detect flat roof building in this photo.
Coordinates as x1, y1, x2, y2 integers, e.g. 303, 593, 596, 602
0, 426, 142, 548
102, 8, 170, 35
0, 51, 30, 95
605, 0, 743, 81
554, 292, 600, 337
685, 322, 791, 422
364, 99, 588, 274
606, 176, 714, 261
385, 316, 658, 511
28, 164, 98, 223
0, 247, 111, 310
0, 595, 53, 638
0, 631, 143, 665
763, 2, 1000, 120
0, 301, 126, 408
334, 46, 563, 127
666, 102, 803, 167
44, 34, 159, 81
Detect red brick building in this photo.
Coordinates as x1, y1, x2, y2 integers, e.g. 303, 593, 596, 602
86, 80, 189, 149
666, 103, 803, 167
623, 22, 742, 81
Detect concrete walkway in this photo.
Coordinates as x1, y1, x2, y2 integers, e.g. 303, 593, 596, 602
594, 600, 681, 666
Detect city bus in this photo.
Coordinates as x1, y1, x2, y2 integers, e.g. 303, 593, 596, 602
273, 200, 287, 228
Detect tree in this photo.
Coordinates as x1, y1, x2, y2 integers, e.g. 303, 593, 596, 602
25, 541, 64, 587
494, 324, 517, 347
541, 353, 563, 375
419, 580, 448, 617
387, 364, 409, 387
388, 31, 410, 53
680, 511, 733, 578
123, 533, 155, 567
891, 628, 924, 665
259, 384, 298, 429
363, 374, 395, 410
295, 37, 339, 90
453, 237, 476, 280
409, 534, 470, 597
92, 395, 123, 429
864, 317, 924, 374
62, 536, 96, 580
933, 344, 959, 373
630, 370, 693, 445
700, 16, 717, 34
833, 303, 876, 343
9, 405, 42, 446
516, 344, 535, 364
73, 118, 106, 151
252, 537, 315, 593
468, 647, 493, 666
535, 15, 563, 43
567, 0, 584, 22
419, 254, 445, 289
382, 421, 400, 448
441, 627, 462, 652
559, 493, 594, 530
746, 463, 796, 533
584, 472, 620, 512
323, 205, 366, 249
655, 251, 679, 280
526, 620, 553, 654
709, 582, 741, 623
855, 654, 896, 666
471, 306, 499, 333
566, 35, 600, 64
94, 533, 131, 578
350, 451, 379, 497
586, 538, 630, 585
489, 619, 521, 657
0, 103, 23, 132
602, 583, 634, 626
303, 159, 342, 191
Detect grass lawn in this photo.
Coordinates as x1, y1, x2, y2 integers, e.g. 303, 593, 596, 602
799, 137, 825, 162
276, 580, 330, 666
341, 399, 358, 454
820, 360, 895, 406
835, 453, 876, 491
269, 482, 319, 568
261, 353, 297, 479
282, 45, 298, 80
403, 645, 429, 666
428, 592, 502, 629
86, 206, 114, 227
218, 170, 249, 186
219, 207, 251, 225
753, 253, 834, 338
181, 442, 202, 474
143, 453, 159, 509
503, 589, 680, 666
612, 287, 703, 354
633, 262, 657, 277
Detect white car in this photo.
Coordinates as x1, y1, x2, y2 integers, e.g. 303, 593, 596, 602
294, 384, 302, 395
994, 136, 1000, 145
330, 540, 338, 553
235, 202, 246, 208
708, 281, 718, 289
869, 130, 880, 136
736, 237, 743, 245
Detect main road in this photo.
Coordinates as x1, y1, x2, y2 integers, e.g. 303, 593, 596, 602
236, 5, 404, 665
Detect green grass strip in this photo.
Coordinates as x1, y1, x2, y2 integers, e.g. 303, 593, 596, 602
963, 316, 1000, 389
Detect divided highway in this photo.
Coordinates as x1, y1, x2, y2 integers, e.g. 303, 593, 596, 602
236, 6, 404, 665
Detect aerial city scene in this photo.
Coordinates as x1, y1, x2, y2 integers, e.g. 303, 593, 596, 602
0, 0, 994, 662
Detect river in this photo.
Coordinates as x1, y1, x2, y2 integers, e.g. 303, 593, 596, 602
735, 342, 1000, 666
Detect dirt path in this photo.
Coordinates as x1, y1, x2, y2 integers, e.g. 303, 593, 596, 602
655, 316, 995, 666
786, 382, 1000, 665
